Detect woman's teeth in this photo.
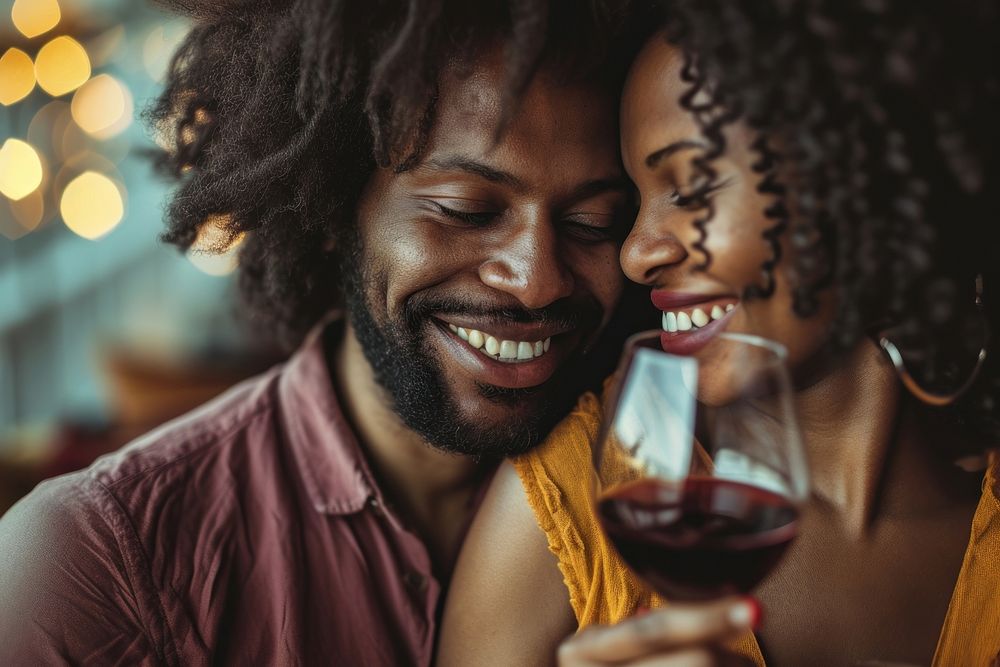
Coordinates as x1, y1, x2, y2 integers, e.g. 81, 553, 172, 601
448, 324, 551, 363
662, 303, 735, 333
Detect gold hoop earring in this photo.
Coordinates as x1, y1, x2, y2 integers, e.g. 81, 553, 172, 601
879, 274, 990, 406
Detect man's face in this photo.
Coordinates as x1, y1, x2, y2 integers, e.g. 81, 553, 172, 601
344, 51, 627, 457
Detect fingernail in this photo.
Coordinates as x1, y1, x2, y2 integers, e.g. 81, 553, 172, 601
729, 598, 761, 629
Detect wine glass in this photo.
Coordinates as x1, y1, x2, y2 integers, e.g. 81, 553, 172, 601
594, 330, 809, 601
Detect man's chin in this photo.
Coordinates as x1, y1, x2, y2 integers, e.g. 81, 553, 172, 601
430, 419, 540, 458
451, 379, 550, 418
432, 386, 567, 458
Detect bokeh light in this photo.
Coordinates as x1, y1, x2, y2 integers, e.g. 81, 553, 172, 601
60, 171, 124, 240
187, 215, 244, 276
27, 101, 69, 155
0, 139, 45, 201
0, 48, 36, 106
59, 113, 93, 162
12, 0, 61, 40
35, 36, 92, 97
71, 74, 133, 139
86, 25, 126, 69
56, 154, 123, 201
0, 190, 45, 240
10, 190, 45, 232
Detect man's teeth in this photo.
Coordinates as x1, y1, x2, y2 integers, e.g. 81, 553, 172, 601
447, 324, 552, 362
661, 303, 735, 333
500, 340, 517, 359
485, 336, 500, 356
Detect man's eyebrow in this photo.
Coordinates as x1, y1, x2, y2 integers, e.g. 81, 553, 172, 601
422, 156, 524, 189
645, 139, 709, 169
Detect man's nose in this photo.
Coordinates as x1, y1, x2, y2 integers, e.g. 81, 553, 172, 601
620, 204, 689, 286
478, 218, 574, 310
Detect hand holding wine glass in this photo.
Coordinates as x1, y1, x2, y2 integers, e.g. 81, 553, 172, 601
557, 596, 759, 666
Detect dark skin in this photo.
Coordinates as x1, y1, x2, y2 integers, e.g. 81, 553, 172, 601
334, 46, 627, 581
438, 35, 982, 666
752, 346, 980, 664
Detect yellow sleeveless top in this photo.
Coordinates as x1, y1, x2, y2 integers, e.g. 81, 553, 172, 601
512, 390, 1000, 666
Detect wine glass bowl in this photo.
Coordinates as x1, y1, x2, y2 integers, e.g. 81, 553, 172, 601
595, 330, 808, 601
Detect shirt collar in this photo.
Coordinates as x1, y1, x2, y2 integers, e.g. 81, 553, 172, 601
279, 318, 380, 515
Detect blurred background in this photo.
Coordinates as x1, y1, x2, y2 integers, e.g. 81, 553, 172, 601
0, 0, 273, 512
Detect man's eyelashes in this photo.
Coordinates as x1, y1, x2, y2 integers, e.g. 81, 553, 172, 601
433, 202, 497, 225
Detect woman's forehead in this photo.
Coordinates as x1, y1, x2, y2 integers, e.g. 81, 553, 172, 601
620, 37, 695, 170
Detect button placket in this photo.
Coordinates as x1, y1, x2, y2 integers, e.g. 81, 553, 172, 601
366, 495, 384, 518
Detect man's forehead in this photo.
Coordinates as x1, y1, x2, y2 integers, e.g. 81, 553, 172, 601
416, 49, 620, 188
434, 52, 508, 141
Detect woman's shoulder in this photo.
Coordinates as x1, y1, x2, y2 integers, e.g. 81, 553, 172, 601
510, 387, 606, 531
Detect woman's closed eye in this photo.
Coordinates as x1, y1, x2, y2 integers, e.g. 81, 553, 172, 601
671, 177, 733, 209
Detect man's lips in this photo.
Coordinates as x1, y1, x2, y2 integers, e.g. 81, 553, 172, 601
432, 315, 565, 365
432, 315, 573, 342
429, 320, 576, 389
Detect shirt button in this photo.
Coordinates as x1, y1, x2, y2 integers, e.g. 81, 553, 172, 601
367, 496, 384, 517
403, 571, 428, 594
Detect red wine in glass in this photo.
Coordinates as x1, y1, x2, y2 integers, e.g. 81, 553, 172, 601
598, 476, 799, 601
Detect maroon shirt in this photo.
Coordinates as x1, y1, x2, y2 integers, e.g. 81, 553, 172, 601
0, 325, 489, 666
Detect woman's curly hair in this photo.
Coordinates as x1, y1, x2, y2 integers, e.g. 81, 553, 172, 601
638, 0, 1000, 443
148, 0, 628, 347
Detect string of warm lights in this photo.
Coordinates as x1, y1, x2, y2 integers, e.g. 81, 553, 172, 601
1, 0, 133, 243
2, 0, 242, 280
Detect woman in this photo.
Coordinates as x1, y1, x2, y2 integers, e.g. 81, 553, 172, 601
438, 1, 1000, 665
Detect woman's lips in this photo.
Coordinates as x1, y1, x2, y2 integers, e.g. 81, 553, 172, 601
657, 297, 739, 356
651, 290, 735, 310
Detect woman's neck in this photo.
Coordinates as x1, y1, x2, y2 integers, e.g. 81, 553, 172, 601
795, 339, 980, 537
794, 340, 902, 536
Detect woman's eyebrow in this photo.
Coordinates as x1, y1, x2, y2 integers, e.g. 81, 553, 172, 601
645, 139, 709, 169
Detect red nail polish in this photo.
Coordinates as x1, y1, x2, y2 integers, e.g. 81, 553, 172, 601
745, 597, 762, 629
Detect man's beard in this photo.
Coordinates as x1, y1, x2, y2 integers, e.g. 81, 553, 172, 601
339, 231, 602, 459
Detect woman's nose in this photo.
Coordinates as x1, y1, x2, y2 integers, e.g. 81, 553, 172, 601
620, 206, 689, 285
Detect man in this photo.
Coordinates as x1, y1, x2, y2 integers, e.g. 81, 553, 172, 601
0, 1, 631, 664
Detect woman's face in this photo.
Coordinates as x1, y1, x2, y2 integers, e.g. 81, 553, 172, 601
619, 35, 836, 398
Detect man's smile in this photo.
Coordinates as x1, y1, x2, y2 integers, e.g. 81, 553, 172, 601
434, 315, 572, 364
448, 323, 552, 362
428, 316, 583, 391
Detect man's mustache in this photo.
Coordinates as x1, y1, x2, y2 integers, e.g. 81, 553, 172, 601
403, 294, 603, 332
